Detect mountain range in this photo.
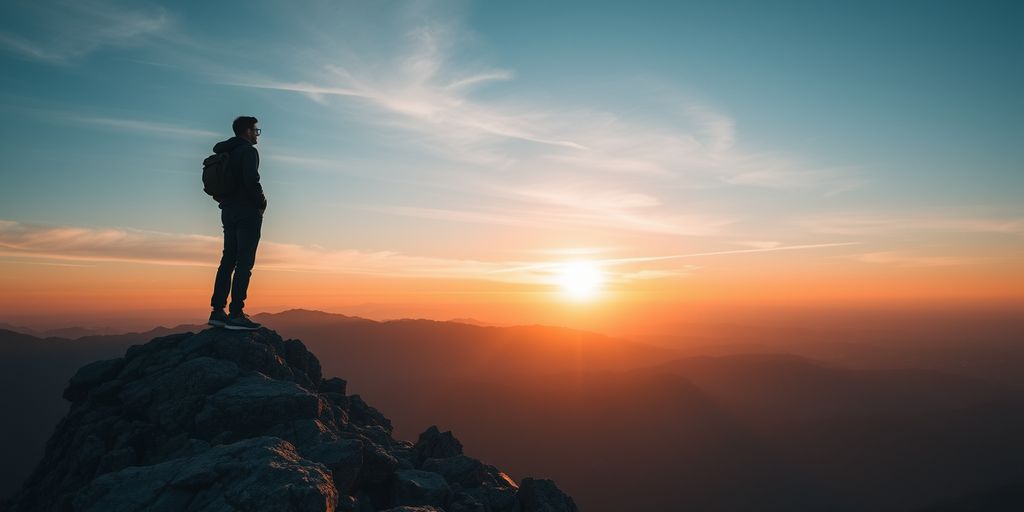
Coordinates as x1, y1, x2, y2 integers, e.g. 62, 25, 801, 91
2, 308, 1022, 510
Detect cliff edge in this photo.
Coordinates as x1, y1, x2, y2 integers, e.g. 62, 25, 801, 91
2, 327, 577, 512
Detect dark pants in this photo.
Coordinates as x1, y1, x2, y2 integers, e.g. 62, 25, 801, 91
210, 205, 262, 314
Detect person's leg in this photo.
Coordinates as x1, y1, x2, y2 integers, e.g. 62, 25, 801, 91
228, 212, 262, 315
210, 208, 238, 310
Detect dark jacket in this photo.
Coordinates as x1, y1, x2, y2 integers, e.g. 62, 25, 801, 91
212, 136, 267, 211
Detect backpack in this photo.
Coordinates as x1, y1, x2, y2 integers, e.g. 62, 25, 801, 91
202, 152, 233, 197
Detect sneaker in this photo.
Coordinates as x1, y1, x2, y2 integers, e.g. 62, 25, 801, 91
208, 309, 228, 327
225, 311, 261, 331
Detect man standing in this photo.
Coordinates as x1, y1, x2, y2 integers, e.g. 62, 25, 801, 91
208, 116, 267, 330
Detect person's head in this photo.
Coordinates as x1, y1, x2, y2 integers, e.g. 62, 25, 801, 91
232, 116, 260, 144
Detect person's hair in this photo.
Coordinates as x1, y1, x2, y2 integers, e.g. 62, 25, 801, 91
232, 116, 258, 137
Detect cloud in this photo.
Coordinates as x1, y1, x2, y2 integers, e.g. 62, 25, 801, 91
851, 251, 980, 268
70, 116, 219, 138
194, 7, 869, 248
0, 220, 858, 287
524, 247, 618, 256
510, 187, 662, 210
0, 0, 171, 63
352, 205, 540, 229
0, 219, 641, 285
354, 202, 738, 237
795, 211, 1024, 236
487, 241, 862, 275
0, 219, 505, 278
618, 267, 702, 281
732, 241, 783, 250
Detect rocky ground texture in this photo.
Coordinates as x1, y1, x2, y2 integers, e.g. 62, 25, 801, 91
2, 327, 578, 512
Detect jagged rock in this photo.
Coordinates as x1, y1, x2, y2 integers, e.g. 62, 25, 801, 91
73, 437, 337, 512
415, 425, 464, 462
391, 469, 451, 507
303, 438, 363, 494
348, 393, 393, 432
321, 376, 348, 394
421, 455, 520, 512
519, 478, 579, 512
448, 491, 488, 512
421, 455, 512, 489
63, 357, 125, 402
193, 373, 326, 438
3, 327, 576, 512
461, 484, 519, 512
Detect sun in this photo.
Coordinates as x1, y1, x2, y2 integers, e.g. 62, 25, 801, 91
557, 261, 605, 300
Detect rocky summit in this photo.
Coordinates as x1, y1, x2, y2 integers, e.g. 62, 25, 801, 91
3, 327, 578, 512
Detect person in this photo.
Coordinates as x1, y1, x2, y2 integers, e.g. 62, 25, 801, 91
208, 116, 267, 330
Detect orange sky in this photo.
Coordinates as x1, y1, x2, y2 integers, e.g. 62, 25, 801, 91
3, 244, 1021, 336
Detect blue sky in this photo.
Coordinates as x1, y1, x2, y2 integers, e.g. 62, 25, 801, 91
0, 0, 1022, 299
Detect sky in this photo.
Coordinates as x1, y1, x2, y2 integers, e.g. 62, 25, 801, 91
0, 0, 1022, 334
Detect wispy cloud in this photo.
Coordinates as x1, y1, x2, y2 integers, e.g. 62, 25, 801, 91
524, 247, 619, 256
0, 220, 858, 286
0, 219, 501, 278
0, 219, 630, 285
70, 116, 219, 138
732, 240, 784, 250
226, 52, 840, 187
211, 9, 862, 233
488, 241, 863, 275
352, 205, 540, 229
0, 258, 95, 268
0, 0, 171, 63
354, 202, 738, 237
851, 251, 981, 268
795, 211, 1024, 236
618, 267, 702, 281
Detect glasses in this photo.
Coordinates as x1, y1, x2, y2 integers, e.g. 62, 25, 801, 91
252, 128, 262, 136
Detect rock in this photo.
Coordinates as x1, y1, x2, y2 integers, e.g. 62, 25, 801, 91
518, 477, 579, 512
422, 455, 509, 489
63, 357, 124, 402
3, 326, 577, 512
422, 455, 519, 512
381, 506, 447, 512
73, 437, 337, 512
392, 469, 451, 507
448, 493, 487, 512
461, 484, 519, 512
321, 376, 348, 394
348, 393, 393, 432
193, 373, 325, 438
95, 446, 136, 476
415, 425, 464, 462
304, 438, 363, 494
352, 434, 400, 485
448, 491, 488, 512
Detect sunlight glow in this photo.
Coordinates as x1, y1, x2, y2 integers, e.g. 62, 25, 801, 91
557, 260, 605, 301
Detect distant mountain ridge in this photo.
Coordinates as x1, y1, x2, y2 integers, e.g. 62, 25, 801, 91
4, 309, 1024, 510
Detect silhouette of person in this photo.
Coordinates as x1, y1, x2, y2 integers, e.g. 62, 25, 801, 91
208, 116, 267, 330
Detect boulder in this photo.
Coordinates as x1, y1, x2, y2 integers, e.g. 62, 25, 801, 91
414, 425, 464, 462
63, 357, 125, 402
518, 477, 579, 512
73, 437, 337, 512
392, 469, 451, 507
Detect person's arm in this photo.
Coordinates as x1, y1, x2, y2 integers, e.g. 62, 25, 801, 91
240, 147, 268, 211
